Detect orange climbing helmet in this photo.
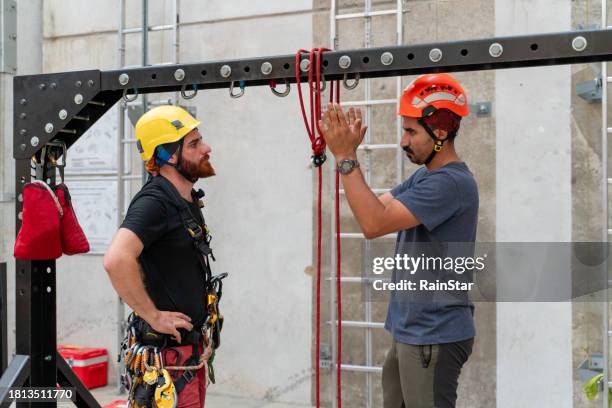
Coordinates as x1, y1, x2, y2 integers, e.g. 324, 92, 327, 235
399, 73, 470, 118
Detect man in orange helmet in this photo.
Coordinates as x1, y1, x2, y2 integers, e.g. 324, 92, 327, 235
320, 73, 477, 408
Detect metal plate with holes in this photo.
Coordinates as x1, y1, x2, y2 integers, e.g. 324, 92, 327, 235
94, 29, 612, 94
13, 70, 121, 159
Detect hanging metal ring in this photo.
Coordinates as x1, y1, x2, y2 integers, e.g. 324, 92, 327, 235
342, 73, 360, 90
122, 88, 139, 102
229, 81, 245, 98
181, 84, 198, 100
318, 75, 327, 92
271, 79, 291, 97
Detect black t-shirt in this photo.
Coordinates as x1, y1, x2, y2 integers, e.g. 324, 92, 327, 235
120, 175, 208, 326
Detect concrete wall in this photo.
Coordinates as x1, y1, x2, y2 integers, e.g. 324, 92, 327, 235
496, 1, 573, 407
29, 0, 316, 404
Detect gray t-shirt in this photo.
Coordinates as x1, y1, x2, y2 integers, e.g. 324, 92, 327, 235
384, 161, 478, 345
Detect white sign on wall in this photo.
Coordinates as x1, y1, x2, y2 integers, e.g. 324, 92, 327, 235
63, 178, 118, 254
66, 106, 118, 173
63, 106, 122, 254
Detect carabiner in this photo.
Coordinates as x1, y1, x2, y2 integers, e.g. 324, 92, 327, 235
342, 73, 360, 90
122, 88, 139, 102
270, 79, 291, 97
181, 84, 198, 100
229, 80, 246, 98
318, 75, 327, 92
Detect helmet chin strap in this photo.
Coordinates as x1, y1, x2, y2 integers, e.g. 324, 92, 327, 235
417, 118, 445, 165
163, 139, 198, 183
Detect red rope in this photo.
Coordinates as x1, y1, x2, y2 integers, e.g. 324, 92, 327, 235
295, 48, 342, 408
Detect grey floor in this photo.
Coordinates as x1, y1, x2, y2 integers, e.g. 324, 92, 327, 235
89, 384, 314, 408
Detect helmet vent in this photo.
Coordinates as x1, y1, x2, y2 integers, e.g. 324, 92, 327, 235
171, 119, 184, 130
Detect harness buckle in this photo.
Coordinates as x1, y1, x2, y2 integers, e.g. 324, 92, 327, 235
180, 369, 195, 384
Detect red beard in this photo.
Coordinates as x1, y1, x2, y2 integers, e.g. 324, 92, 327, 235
182, 156, 216, 180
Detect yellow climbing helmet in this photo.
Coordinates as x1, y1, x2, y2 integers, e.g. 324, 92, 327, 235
135, 105, 200, 161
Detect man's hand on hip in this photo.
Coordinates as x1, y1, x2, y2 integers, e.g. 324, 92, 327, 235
147, 310, 194, 344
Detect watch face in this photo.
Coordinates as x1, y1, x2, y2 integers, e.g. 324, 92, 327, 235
340, 160, 353, 174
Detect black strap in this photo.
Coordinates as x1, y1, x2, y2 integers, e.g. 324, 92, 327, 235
173, 344, 200, 394
129, 176, 213, 338
162, 139, 198, 183
154, 176, 214, 330
417, 118, 443, 165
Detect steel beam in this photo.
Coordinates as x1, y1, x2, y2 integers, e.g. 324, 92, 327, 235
0, 354, 30, 407
13, 29, 612, 160
57, 352, 100, 408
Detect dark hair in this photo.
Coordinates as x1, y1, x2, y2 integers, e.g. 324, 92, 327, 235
421, 108, 462, 141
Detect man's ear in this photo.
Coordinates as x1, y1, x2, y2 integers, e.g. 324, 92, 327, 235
167, 152, 179, 165
434, 128, 449, 141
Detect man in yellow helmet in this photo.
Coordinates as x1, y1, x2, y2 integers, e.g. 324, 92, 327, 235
104, 105, 219, 407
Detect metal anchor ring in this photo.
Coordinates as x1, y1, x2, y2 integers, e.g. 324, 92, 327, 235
122, 88, 139, 102
270, 79, 291, 97
229, 81, 245, 98
342, 73, 360, 90
318, 75, 327, 92
181, 84, 198, 100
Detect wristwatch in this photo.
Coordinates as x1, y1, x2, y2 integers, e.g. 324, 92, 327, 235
337, 159, 360, 175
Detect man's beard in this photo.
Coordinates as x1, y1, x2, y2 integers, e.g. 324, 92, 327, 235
182, 155, 216, 180
403, 146, 423, 165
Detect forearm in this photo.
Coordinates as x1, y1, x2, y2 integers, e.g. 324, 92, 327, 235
105, 257, 159, 323
340, 162, 387, 238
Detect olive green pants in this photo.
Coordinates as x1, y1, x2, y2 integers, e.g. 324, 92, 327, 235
382, 338, 473, 408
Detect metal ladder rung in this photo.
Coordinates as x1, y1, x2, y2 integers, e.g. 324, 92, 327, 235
64, 172, 142, 181
122, 24, 174, 34
120, 62, 175, 70
358, 144, 398, 151
607, 127, 612, 134
329, 320, 385, 329
326, 276, 391, 283
607, 229, 612, 235
121, 175, 143, 181
607, 77, 612, 83
340, 188, 391, 195
122, 139, 138, 144
340, 364, 383, 373
341, 99, 397, 107
339, 232, 396, 239
335, 9, 399, 20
